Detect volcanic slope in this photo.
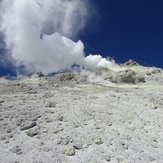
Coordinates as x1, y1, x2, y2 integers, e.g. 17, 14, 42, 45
0, 60, 163, 163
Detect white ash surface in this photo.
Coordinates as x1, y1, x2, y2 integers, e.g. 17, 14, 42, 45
0, 62, 163, 163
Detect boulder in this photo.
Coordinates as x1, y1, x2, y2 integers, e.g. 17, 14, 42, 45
32, 72, 44, 78
0, 98, 4, 103
151, 68, 162, 74
112, 69, 145, 84
54, 73, 75, 82
112, 69, 136, 84
135, 75, 146, 83
122, 59, 140, 67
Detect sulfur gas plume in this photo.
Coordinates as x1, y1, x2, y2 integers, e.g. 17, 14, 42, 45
0, 0, 115, 76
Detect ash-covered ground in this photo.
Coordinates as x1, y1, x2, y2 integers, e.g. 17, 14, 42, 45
1, 60, 163, 163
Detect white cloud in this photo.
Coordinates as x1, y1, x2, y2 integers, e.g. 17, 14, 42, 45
83, 54, 115, 70
0, 0, 115, 76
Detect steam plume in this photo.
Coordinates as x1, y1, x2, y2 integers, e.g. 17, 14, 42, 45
0, 0, 114, 76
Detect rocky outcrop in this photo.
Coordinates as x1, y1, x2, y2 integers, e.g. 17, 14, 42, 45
54, 73, 75, 82
32, 72, 44, 78
111, 69, 145, 84
121, 59, 140, 67
151, 68, 162, 74
52, 68, 146, 84
54, 72, 87, 83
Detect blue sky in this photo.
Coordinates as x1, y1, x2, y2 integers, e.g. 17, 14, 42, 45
81, 0, 163, 67
0, 0, 163, 77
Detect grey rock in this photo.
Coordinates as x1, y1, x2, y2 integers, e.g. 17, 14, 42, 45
55, 73, 75, 82
54, 84, 59, 87
54, 73, 87, 84
152, 69, 161, 74
0, 136, 5, 140
135, 75, 145, 83
57, 127, 63, 132
94, 138, 103, 145
95, 126, 101, 129
6, 129, 12, 133
149, 156, 155, 161
146, 71, 151, 75
107, 123, 113, 126
20, 121, 37, 130
55, 138, 62, 144
123, 59, 140, 67
112, 69, 145, 84
43, 147, 50, 152
151, 105, 157, 109
58, 116, 63, 121
73, 144, 83, 149
61, 139, 69, 145
104, 156, 111, 162
0, 98, 4, 103
45, 118, 52, 123
16, 151, 23, 155
83, 143, 91, 148
112, 69, 136, 84
27, 129, 38, 137
45, 102, 56, 108
16, 118, 24, 126
8, 134, 13, 138
75, 75, 87, 83
31, 115, 41, 121
11, 146, 22, 155
32, 72, 44, 78
5, 140, 9, 144
64, 147, 75, 156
